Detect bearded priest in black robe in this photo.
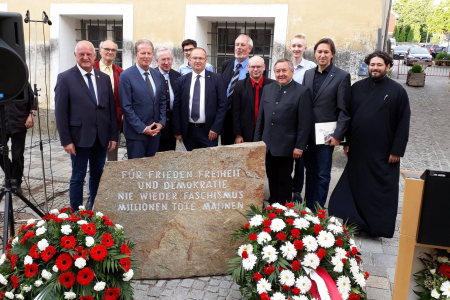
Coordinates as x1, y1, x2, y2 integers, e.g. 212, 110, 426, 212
329, 51, 411, 238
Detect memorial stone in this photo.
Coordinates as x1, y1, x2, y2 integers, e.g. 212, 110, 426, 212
94, 142, 266, 279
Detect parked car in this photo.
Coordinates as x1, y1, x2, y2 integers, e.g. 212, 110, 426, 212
431, 46, 449, 58
393, 46, 409, 60
405, 47, 433, 66
427, 44, 440, 53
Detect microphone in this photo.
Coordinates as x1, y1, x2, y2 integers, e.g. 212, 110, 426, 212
43, 11, 52, 25
24, 10, 30, 23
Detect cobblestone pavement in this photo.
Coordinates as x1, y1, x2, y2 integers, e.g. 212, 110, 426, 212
0, 75, 449, 299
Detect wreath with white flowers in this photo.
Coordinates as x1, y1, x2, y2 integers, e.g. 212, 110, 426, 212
414, 249, 450, 299
228, 203, 369, 300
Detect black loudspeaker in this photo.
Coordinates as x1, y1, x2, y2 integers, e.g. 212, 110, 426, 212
0, 12, 29, 104
417, 170, 450, 247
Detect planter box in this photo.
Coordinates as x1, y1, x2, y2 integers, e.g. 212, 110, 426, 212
406, 72, 425, 87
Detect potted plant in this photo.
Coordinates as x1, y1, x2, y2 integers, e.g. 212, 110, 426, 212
407, 64, 426, 87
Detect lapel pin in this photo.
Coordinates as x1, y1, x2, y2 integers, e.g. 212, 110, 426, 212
284, 91, 286, 93
330, 75, 333, 77
97, 76, 100, 78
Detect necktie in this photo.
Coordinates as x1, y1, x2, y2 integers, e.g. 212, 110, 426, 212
191, 74, 201, 122
144, 72, 155, 99
163, 73, 172, 111
254, 83, 260, 126
85, 73, 97, 105
228, 63, 241, 99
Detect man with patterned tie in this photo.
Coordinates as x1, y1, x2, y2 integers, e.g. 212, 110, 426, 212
93, 40, 123, 161
173, 48, 227, 151
155, 47, 180, 152
55, 40, 117, 211
119, 39, 166, 159
220, 34, 253, 145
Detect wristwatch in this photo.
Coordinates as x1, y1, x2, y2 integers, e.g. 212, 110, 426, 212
30, 111, 36, 116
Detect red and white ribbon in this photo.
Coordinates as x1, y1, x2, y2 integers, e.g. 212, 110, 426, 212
303, 267, 344, 300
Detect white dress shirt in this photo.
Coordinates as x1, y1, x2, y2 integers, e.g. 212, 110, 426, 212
77, 64, 98, 105
189, 70, 206, 123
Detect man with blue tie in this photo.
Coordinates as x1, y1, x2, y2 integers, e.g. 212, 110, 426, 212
55, 40, 117, 211
119, 39, 166, 159
173, 48, 227, 151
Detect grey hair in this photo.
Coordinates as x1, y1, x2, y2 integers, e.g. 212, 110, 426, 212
74, 40, 95, 53
134, 39, 154, 54
99, 40, 118, 49
274, 58, 294, 71
236, 34, 253, 48
156, 47, 173, 60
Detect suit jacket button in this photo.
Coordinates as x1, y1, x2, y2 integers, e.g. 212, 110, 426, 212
271, 123, 274, 126
167, 118, 170, 121
276, 102, 279, 104
273, 112, 275, 115
167, 108, 170, 111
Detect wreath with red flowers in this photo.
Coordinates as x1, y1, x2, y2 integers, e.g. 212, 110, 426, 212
0, 207, 135, 300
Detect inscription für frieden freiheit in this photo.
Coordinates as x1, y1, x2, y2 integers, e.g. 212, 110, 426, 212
117, 169, 244, 212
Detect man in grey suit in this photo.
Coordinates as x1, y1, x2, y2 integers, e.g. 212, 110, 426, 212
254, 59, 312, 205
302, 38, 351, 212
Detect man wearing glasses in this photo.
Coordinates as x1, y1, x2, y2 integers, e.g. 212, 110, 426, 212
179, 39, 214, 76
173, 48, 227, 151
93, 40, 123, 161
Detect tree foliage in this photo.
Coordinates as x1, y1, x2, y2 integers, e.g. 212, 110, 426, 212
413, 24, 422, 42
427, 0, 450, 35
398, 28, 407, 42
393, 25, 400, 40
392, 0, 433, 42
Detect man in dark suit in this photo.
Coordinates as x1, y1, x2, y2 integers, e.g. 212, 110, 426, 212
93, 39, 123, 161
155, 47, 180, 152
173, 48, 227, 151
233, 56, 274, 143
119, 39, 166, 159
221, 34, 253, 145
254, 59, 313, 205
302, 38, 351, 211
55, 40, 117, 211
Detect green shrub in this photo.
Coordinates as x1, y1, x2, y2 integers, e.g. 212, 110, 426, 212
411, 64, 423, 73
435, 52, 450, 66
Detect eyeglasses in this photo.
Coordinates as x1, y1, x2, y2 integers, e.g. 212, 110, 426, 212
183, 47, 195, 52
190, 57, 206, 61
102, 48, 118, 53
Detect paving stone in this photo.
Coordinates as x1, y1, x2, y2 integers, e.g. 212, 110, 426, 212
155, 279, 166, 287
134, 284, 150, 291
382, 238, 400, 247
147, 287, 164, 297
361, 238, 384, 253
160, 289, 174, 297
362, 264, 388, 277
228, 289, 244, 299
219, 288, 229, 297
180, 278, 195, 288
366, 287, 392, 300
219, 280, 233, 289
171, 287, 190, 300
188, 289, 205, 299
383, 245, 399, 255
165, 280, 180, 289
132, 289, 148, 300
366, 275, 390, 289
373, 253, 398, 267
387, 267, 396, 283
209, 279, 221, 286
204, 292, 221, 300
192, 280, 206, 290
207, 285, 220, 293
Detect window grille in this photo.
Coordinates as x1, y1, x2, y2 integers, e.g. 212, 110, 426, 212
75, 19, 123, 67
208, 22, 274, 76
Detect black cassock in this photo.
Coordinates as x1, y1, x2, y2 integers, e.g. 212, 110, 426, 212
329, 76, 410, 238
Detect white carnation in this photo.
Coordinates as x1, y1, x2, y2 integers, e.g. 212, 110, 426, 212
77, 220, 88, 225
270, 218, 286, 232
94, 281, 106, 291
41, 269, 52, 280
22, 285, 32, 292
27, 219, 35, 225
302, 235, 318, 252
0, 254, 6, 265
78, 205, 86, 211
353, 272, 366, 287
431, 288, 440, 299
336, 275, 351, 293
331, 256, 344, 273
302, 253, 320, 270
271, 203, 287, 210
238, 244, 253, 257
96, 212, 104, 217
335, 247, 347, 259
305, 207, 312, 213
249, 214, 264, 227
442, 281, 450, 297
256, 278, 272, 294
36, 227, 46, 236
271, 292, 286, 300
293, 218, 310, 230
37, 220, 46, 227
430, 269, 436, 274
115, 224, 123, 230
280, 241, 297, 261
293, 296, 309, 300
0, 274, 7, 285
12, 237, 19, 246
64, 292, 76, 299
327, 224, 343, 235
295, 276, 312, 294
52, 265, 59, 272
317, 231, 335, 248
279, 269, 295, 287
349, 238, 357, 247
58, 213, 69, 219
15, 294, 24, 300
50, 209, 59, 214
284, 209, 299, 217
60, 225, 72, 235
438, 256, 449, 263
304, 215, 320, 224
257, 231, 272, 245
262, 245, 278, 263
24, 255, 33, 265
34, 280, 43, 287
74, 257, 86, 269
123, 269, 134, 281
4, 292, 13, 299
242, 254, 258, 271
85, 236, 95, 247
37, 239, 49, 251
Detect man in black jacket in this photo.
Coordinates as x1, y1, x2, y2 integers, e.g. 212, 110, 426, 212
232, 56, 274, 143
0, 85, 36, 193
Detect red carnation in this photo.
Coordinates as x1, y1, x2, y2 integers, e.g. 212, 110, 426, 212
10, 254, 18, 270
59, 207, 74, 214
77, 267, 95, 285
74, 246, 88, 260
61, 236, 77, 250
56, 253, 73, 271
21, 230, 35, 244
249, 233, 257, 241
42, 245, 57, 262
81, 223, 96, 236
263, 220, 271, 227
349, 293, 357, 300
282, 285, 290, 291
120, 243, 131, 255
291, 260, 301, 271
10, 275, 19, 289
260, 293, 270, 300
102, 233, 114, 248
318, 212, 326, 219
90, 245, 108, 261
263, 228, 272, 234
439, 265, 450, 279
352, 247, 358, 256
364, 271, 370, 279
241, 251, 249, 259
292, 287, 300, 295
285, 219, 294, 226
263, 265, 275, 275
342, 258, 347, 265
68, 214, 81, 222
335, 237, 343, 247
29, 244, 40, 259
346, 251, 351, 257
104, 219, 114, 226
274, 209, 283, 213
79, 296, 94, 300
58, 271, 76, 288
266, 206, 273, 210
343, 225, 348, 233
119, 257, 131, 271
79, 210, 94, 218
267, 213, 276, 220
243, 223, 250, 229
291, 228, 300, 239
253, 273, 263, 281
313, 224, 322, 235
357, 256, 361, 263
293, 240, 304, 250
285, 203, 294, 208
277, 232, 287, 241
317, 248, 327, 260
104, 286, 120, 300
300, 210, 308, 214
25, 263, 39, 277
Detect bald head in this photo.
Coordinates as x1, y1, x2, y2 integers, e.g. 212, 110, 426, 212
247, 55, 266, 82
74, 40, 96, 72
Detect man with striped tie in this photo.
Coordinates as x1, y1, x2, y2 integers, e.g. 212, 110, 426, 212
220, 34, 253, 146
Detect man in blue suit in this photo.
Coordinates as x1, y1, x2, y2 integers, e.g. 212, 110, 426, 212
119, 39, 166, 159
55, 41, 117, 211
173, 48, 227, 151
